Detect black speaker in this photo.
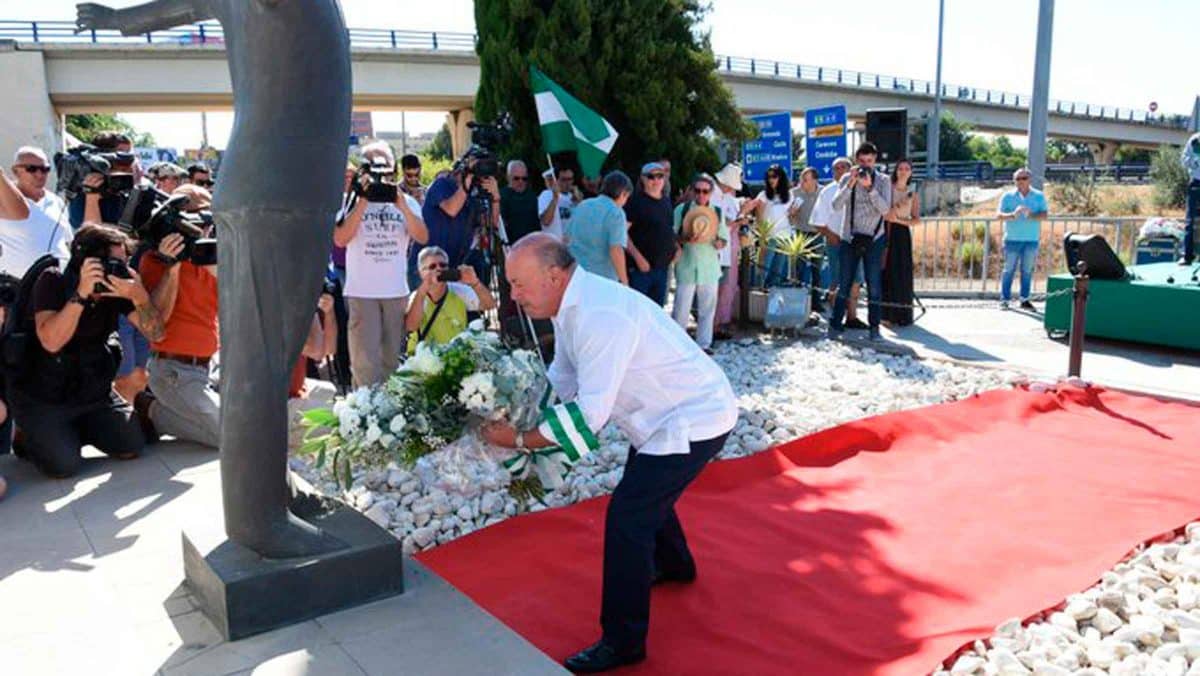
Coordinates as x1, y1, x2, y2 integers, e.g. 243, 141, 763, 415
1063, 233, 1126, 280
865, 108, 908, 163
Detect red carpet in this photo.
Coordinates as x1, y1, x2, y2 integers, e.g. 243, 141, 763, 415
418, 387, 1200, 675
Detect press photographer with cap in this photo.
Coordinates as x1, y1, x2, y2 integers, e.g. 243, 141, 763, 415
137, 183, 221, 447
482, 233, 737, 673
7, 223, 165, 477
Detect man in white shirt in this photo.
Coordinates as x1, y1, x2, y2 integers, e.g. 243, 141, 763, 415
537, 165, 577, 240
0, 147, 72, 277
484, 233, 737, 673
334, 141, 429, 387
809, 156, 865, 325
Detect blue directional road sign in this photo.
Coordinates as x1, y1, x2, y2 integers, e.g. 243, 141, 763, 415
742, 112, 793, 183
805, 105, 847, 181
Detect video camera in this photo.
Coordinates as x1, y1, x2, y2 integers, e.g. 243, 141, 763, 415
53, 144, 137, 201
452, 111, 513, 227
354, 156, 399, 204
119, 186, 217, 266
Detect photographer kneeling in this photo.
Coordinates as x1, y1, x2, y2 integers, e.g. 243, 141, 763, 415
9, 224, 165, 478
137, 184, 221, 448
405, 246, 496, 354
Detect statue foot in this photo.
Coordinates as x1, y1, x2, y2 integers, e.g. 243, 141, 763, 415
242, 511, 348, 560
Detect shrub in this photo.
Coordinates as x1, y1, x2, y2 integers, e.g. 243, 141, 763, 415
1052, 174, 1101, 216
1150, 145, 1188, 210
1102, 192, 1141, 216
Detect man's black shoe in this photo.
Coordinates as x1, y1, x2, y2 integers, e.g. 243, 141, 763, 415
845, 317, 869, 330
652, 568, 696, 586
133, 391, 160, 443
563, 640, 646, 673
1020, 300, 1036, 311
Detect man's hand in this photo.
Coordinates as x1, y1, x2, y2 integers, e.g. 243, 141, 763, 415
317, 292, 335, 316
98, 266, 150, 306
544, 172, 559, 196
857, 169, 872, 190
82, 172, 105, 194
157, 233, 186, 263
634, 252, 651, 273
76, 3, 119, 33
76, 258, 105, 298
481, 421, 520, 449
458, 265, 479, 287
479, 176, 500, 202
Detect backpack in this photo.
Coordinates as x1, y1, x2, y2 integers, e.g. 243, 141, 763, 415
1, 253, 61, 378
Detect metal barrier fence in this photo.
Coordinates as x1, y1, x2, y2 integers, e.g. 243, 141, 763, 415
0, 19, 1187, 130
911, 217, 1145, 295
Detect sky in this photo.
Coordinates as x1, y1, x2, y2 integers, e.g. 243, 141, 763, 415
8, 0, 1198, 150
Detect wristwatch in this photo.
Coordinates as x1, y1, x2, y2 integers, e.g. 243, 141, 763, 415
515, 430, 526, 452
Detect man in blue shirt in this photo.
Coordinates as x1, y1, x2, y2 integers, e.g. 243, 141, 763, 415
68, 131, 137, 230
564, 171, 631, 283
997, 167, 1048, 310
417, 162, 500, 286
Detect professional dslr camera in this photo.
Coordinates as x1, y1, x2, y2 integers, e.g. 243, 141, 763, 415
69, 235, 134, 294
53, 144, 137, 201
119, 186, 217, 266
355, 156, 399, 203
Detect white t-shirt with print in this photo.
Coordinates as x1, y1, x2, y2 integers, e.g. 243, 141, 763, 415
536, 190, 574, 240
343, 195, 422, 299
0, 192, 73, 277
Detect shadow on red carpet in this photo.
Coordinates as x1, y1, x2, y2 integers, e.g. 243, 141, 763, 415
418, 386, 1200, 675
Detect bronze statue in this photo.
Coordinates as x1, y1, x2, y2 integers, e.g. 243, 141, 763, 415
77, 0, 352, 558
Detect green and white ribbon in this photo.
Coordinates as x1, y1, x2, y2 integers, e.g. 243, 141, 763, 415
502, 401, 598, 490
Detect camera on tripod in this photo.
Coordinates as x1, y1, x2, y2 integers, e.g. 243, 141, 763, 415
119, 186, 217, 266
455, 112, 513, 199
356, 156, 399, 203
53, 144, 137, 201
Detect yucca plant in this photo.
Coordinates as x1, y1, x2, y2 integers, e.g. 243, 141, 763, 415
770, 231, 822, 285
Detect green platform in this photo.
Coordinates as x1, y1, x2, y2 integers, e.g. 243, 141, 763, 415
1044, 262, 1200, 351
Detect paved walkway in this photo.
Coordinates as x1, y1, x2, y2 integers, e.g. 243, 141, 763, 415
879, 300, 1200, 401
0, 441, 566, 676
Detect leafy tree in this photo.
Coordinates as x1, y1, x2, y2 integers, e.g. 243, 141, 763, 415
1113, 146, 1154, 164
967, 134, 1027, 169
1150, 144, 1188, 209
66, 113, 155, 147
474, 0, 753, 186
427, 123, 454, 161
910, 111, 975, 162
1045, 139, 1092, 163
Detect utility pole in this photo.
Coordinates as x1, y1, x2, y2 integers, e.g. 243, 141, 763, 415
1027, 0, 1055, 190
401, 111, 408, 156
927, 0, 945, 179
201, 111, 210, 148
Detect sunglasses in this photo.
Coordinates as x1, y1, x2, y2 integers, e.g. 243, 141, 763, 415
646, 174, 665, 180
424, 263, 448, 271
1015, 176, 1031, 182
194, 179, 215, 187
19, 164, 51, 174
693, 188, 711, 194
510, 175, 528, 182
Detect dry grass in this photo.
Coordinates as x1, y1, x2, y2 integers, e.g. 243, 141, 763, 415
960, 184, 1183, 218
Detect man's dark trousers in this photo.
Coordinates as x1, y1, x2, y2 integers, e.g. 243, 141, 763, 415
628, 267, 669, 307
1185, 179, 1200, 264
600, 431, 731, 653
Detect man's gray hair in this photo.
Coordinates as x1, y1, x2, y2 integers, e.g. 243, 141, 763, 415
832, 157, 852, 169
360, 140, 395, 168
417, 245, 449, 270
510, 232, 575, 270
506, 159, 527, 176
13, 145, 48, 165
1013, 167, 1032, 180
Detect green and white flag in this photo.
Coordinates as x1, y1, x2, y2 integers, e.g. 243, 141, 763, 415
530, 65, 618, 178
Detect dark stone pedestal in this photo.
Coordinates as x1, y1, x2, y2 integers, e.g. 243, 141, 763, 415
182, 503, 405, 641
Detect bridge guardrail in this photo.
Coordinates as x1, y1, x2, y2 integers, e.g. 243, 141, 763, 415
0, 19, 1187, 131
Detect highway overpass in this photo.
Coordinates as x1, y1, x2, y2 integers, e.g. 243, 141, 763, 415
1, 22, 1193, 166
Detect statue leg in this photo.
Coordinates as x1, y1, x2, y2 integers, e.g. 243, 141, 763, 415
217, 207, 345, 559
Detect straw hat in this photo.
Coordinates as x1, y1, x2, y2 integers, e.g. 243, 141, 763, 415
681, 205, 719, 244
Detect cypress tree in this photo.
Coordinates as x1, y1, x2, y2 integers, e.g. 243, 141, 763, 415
474, 0, 752, 189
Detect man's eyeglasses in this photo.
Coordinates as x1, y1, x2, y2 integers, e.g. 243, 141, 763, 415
19, 164, 51, 175
646, 174, 665, 180
510, 175, 528, 182
693, 188, 711, 195
194, 179, 215, 188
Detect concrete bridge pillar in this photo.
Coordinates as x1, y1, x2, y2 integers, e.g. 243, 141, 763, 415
1089, 141, 1119, 165
447, 108, 475, 159
0, 43, 63, 168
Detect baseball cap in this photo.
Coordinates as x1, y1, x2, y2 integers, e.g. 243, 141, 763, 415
641, 162, 666, 176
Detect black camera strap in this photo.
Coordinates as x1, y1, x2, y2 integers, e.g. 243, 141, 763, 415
417, 291, 450, 344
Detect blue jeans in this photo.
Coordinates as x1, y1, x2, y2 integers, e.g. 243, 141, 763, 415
116, 315, 150, 378
1185, 179, 1199, 263
831, 235, 886, 332
1001, 240, 1039, 301
629, 267, 669, 306
757, 250, 791, 287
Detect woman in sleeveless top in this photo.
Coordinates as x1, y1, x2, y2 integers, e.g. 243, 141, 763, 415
882, 159, 919, 325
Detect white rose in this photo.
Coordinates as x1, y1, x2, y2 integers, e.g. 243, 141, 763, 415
405, 344, 444, 376
388, 413, 407, 435
365, 423, 383, 445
